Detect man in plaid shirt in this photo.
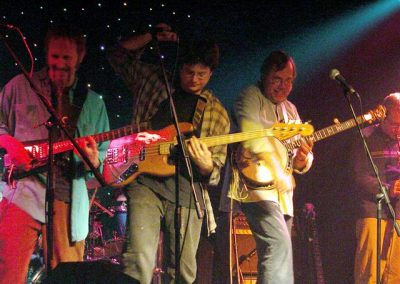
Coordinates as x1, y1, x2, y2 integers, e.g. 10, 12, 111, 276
108, 23, 230, 283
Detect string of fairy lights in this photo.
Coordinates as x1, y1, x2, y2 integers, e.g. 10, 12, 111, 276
0, 1, 194, 128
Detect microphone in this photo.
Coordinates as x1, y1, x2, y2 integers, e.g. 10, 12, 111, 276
0, 23, 15, 29
329, 69, 357, 95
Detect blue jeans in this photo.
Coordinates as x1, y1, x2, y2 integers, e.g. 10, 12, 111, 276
242, 200, 293, 284
123, 183, 203, 284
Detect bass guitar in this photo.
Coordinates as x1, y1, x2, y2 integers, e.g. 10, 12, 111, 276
102, 122, 314, 187
235, 105, 386, 187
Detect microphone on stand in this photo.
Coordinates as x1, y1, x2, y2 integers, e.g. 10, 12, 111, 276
0, 23, 15, 38
329, 69, 357, 95
0, 23, 15, 29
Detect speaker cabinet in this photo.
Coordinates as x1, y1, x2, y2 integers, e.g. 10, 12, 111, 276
232, 214, 258, 275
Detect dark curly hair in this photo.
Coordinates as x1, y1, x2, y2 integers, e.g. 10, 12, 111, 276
178, 39, 219, 71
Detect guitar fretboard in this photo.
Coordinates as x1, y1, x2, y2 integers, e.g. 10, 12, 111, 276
158, 124, 313, 154
200, 128, 276, 147
25, 125, 138, 159
284, 115, 366, 151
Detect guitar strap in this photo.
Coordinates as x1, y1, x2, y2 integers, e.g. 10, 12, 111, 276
69, 74, 89, 136
281, 103, 288, 123
44, 75, 89, 198
191, 95, 217, 229
51, 75, 88, 138
192, 96, 207, 134
276, 103, 288, 123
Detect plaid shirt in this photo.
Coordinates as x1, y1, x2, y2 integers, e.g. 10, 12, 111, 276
108, 44, 230, 232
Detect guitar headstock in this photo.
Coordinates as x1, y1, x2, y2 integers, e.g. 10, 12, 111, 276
363, 105, 386, 124
272, 123, 314, 141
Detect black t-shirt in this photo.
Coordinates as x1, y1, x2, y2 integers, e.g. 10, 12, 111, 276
137, 89, 207, 209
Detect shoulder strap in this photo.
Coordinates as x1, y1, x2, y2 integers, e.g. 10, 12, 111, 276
192, 96, 207, 132
68, 75, 89, 136
72, 74, 89, 109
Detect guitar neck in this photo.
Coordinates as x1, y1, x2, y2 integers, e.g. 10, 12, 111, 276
285, 115, 365, 150
91, 125, 138, 143
199, 128, 274, 147
26, 125, 138, 158
198, 123, 313, 147
159, 129, 276, 155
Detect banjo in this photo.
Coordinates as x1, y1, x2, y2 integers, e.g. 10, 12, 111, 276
235, 105, 386, 189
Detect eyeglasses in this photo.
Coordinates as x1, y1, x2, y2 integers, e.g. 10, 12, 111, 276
181, 69, 210, 80
269, 77, 293, 86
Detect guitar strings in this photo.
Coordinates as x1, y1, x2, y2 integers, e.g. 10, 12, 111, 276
27, 126, 309, 160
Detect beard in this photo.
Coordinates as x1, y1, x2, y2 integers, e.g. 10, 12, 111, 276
49, 67, 76, 89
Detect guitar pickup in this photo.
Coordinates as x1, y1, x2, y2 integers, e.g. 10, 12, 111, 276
139, 146, 145, 161
119, 163, 139, 181
106, 147, 127, 164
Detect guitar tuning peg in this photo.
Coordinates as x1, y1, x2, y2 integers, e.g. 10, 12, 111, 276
333, 118, 340, 124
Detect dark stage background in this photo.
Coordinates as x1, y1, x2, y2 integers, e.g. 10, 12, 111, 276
2, 1, 400, 283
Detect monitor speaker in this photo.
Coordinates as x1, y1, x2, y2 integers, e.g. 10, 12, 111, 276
43, 260, 139, 284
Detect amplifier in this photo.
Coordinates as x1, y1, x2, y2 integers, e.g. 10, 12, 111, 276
233, 214, 252, 235
232, 214, 258, 275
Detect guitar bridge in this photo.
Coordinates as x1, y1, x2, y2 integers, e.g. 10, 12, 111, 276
139, 147, 145, 161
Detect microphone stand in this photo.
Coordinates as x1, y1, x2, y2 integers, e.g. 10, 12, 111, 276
1, 35, 107, 275
152, 39, 203, 283
340, 88, 400, 284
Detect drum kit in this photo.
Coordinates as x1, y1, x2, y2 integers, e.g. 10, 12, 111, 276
85, 194, 128, 264
26, 196, 128, 284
